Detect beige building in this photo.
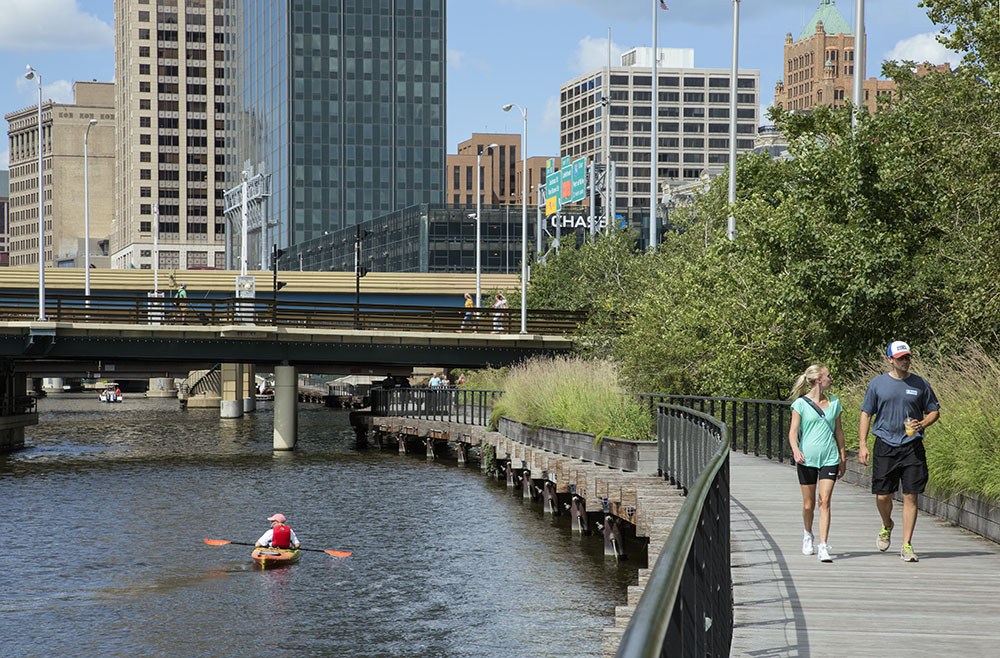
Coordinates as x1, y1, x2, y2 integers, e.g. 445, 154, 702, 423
5, 82, 115, 268
0, 170, 8, 264
113, 0, 229, 270
773, 0, 897, 113
561, 47, 760, 211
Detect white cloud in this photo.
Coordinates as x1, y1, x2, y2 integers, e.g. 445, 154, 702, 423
448, 49, 466, 69
0, 0, 113, 51
541, 95, 560, 135
16, 77, 75, 105
885, 32, 962, 66
503, 0, 794, 26
570, 35, 624, 76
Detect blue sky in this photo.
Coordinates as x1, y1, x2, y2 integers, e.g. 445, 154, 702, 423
1, 0, 960, 169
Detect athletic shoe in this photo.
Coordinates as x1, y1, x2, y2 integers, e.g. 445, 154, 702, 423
817, 542, 832, 563
876, 520, 894, 552
802, 530, 814, 555
900, 543, 918, 562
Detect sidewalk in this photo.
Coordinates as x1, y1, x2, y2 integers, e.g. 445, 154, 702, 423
729, 451, 1000, 658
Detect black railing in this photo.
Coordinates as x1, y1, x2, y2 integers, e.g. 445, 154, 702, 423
371, 387, 502, 427
0, 291, 585, 336
617, 403, 731, 658
2, 394, 37, 416
634, 394, 791, 463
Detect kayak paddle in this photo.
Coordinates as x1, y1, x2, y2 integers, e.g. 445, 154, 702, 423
203, 538, 351, 558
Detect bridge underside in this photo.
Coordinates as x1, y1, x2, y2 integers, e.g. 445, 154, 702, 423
0, 322, 574, 375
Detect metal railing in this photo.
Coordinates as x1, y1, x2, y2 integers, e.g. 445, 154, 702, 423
371, 387, 502, 427
634, 394, 791, 463
617, 403, 731, 658
2, 394, 37, 416
0, 291, 585, 336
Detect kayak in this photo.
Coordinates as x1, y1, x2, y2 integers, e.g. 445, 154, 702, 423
251, 546, 301, 569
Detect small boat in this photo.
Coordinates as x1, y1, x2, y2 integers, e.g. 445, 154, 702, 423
251, 546, 301, 569
98, 384, 123, 403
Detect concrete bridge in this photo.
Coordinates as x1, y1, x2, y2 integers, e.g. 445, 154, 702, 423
0, 275, 581, 453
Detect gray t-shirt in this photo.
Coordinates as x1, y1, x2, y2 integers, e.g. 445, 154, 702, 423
861, 373, 940, 446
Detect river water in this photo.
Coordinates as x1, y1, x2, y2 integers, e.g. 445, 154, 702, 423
2, 395, 638, 657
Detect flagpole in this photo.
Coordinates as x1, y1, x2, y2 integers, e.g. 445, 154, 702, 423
650, 0, 658, 251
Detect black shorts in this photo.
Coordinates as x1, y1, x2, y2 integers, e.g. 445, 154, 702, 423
871, 437, 928, 495
797, 463, 839, 485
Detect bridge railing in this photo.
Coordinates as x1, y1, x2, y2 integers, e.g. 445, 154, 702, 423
616, 403, 731, 658
633, 394, 791, 463
0, 291, 585, 335
371, 387, 502, 427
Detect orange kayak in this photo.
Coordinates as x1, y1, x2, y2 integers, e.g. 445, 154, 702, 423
251, 546, 301, 569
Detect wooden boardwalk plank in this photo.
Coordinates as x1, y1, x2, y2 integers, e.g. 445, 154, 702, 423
730, 451, 1000, 658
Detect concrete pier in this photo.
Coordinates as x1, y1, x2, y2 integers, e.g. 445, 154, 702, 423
146, 377, 177, 398
273, 365, 297, 450
242, 365, 256, 413
220, 363, 244, 419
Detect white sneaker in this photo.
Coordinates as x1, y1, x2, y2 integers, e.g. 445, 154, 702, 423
817, 542, 832, 562
802, 530, 814, 555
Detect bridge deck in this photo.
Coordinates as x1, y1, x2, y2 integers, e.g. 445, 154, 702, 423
729, 451, 1000, 657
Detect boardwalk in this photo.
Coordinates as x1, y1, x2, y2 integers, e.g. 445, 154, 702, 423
730, 451, 1000, 658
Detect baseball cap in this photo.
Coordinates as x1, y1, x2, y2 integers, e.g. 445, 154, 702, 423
886, 341, 911, 358
267, 513, 286, 523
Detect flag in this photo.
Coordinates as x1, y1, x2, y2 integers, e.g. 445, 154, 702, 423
659, 0, 668, 9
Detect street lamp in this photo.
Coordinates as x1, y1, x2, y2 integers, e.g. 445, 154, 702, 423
502, 103, 528, 334
727, 0, 741, 241
25, 65, 44, 320
84, 119, 98, 299
475, 142, 498, 309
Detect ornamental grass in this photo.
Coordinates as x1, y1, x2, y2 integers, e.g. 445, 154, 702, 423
487, 356, 654, 442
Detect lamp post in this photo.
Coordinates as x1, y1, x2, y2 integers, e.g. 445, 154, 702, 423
502, 103, 528, 334
475, 143, 498, 309
25, 65, 44, 320
83, 119, 98, 299
852, 0, 865, 131
727, 0, 741, 241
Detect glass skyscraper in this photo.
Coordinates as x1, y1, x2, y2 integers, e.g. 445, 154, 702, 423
227, 0, 445, 267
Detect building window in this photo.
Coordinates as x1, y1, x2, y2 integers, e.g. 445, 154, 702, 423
139, 28, 149, 39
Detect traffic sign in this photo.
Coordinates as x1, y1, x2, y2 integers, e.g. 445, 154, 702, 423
570, 157, 587, 202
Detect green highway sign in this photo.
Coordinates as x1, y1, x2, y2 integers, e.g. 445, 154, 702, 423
570, 157, 587, 202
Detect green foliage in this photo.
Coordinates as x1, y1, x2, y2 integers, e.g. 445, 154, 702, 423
489, 356, 654, 442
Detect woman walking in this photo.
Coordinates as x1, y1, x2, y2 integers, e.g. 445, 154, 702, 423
788, 364, 846, 562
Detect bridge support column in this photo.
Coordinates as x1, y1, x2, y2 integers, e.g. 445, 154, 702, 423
273, 365, 297, 450
456, 441, 469, 465
570, 494, 589, 533
542, 480, 560, 515
242, 364, 256, 413
146, 377, 177, 398
603, 514, 626, 559
220, 363, 244, 419
1, 362, 35, 453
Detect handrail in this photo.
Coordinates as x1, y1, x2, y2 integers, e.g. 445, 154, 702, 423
0, 291, 585, 335
616, 404, 731, 658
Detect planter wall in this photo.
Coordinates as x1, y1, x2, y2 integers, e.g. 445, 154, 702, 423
498, 416, 658, 474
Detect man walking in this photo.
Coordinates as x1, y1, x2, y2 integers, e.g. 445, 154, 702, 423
858, 341, 940, 562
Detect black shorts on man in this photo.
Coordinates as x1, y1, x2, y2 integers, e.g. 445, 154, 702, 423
796, 463, 839, 486
871, 437, 928, 495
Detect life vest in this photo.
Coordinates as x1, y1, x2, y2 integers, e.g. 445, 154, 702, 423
271, 524, 292, 548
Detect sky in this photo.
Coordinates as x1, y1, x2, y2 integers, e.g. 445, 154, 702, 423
0, 0, 962, 171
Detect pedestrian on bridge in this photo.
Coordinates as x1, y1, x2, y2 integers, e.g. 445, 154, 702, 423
176, 283, 188, 322
788, 364, 846, 563
460, 292, 475, 332
492, 293, 508, 333
858, 341, 940, 563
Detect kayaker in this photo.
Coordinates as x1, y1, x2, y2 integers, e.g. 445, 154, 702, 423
255, 513, 301, 549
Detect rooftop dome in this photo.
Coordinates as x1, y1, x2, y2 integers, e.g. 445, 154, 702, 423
798, 0, 853, 41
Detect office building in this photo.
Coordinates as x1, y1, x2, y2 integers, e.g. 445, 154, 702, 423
447, 133, 520, 207
227, 0, 446, 269
773, 0, 897, 112
0, 170, 8, 265
112, 0, 230, 270
5, 82, 115, 268
560, 47, 760, 211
